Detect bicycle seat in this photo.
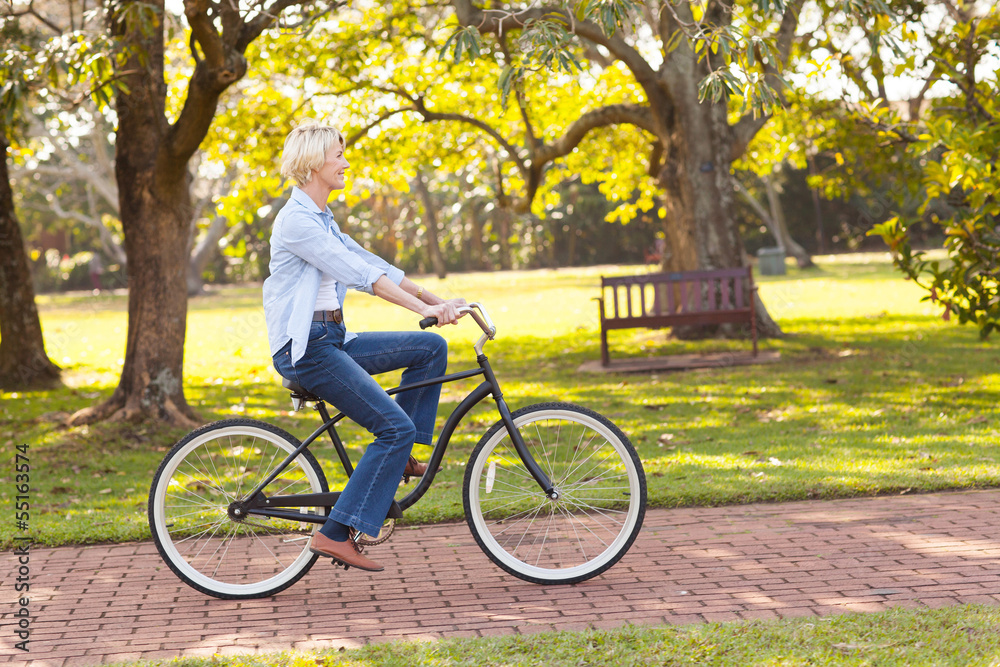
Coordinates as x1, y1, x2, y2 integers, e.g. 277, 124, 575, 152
282, 377, 322, 402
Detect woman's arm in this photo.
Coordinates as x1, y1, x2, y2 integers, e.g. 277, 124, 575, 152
398, 277, 466, 308
372, 275, 465, 326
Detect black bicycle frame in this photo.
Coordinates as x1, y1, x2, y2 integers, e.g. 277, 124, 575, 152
240, 354, 556, 524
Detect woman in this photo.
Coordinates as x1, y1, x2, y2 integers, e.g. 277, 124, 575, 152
264, 122, 465, 572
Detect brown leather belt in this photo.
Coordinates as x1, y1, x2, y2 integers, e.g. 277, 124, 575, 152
312, 309, 343, 323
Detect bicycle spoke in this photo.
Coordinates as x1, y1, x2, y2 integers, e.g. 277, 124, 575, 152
209, 523, 240, 578
198, 445, 233, 502
467, 405, 645, 584
172, 464, 230, 503
151, 421, 328, 598
505, 503, 548, 553
558, 498, 627, 536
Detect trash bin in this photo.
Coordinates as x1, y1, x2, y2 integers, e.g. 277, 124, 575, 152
757, 247, 787, 275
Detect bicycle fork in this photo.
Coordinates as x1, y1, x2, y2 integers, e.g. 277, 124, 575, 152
480, 354, 559, 500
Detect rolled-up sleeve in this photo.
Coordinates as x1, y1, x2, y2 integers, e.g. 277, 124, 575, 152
341, 234, 405, 285
280, 212, 387, 294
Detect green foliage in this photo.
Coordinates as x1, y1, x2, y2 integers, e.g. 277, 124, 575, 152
0, 4, 148, 132
866, 5, 1000, 339
440, 0, 899, 119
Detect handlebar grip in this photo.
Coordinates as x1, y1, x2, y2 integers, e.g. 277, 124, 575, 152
419, 317, 438, 329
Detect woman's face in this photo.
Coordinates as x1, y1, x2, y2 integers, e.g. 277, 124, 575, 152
313, 141, 349, 191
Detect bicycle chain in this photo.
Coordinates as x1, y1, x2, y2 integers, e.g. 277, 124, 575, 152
352, 519, 396, 547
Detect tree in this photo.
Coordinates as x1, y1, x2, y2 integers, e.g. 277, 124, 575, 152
63, 0, 344, 426
433, 0, 824, 336
734, 171, 814, 268
12, 107, 247, 294
867, 1, 999, 337
182, 7, 664, 276
0, 1, 116, 389
0, 132, 61, 389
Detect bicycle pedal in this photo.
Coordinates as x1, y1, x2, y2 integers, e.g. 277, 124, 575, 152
402, 474, 411, 484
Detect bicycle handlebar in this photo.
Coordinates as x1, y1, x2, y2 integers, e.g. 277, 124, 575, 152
419, 304, 496, 354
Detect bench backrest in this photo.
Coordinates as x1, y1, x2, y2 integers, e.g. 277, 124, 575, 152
600, 267, 754, 322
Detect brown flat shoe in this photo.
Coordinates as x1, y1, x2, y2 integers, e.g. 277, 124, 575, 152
309, 533, 384, 572
404, 455, 429, 478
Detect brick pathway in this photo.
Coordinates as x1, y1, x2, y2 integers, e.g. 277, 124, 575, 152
4, 489, 1000, 666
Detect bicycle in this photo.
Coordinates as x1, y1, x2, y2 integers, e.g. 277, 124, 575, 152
148, 303, 647, 599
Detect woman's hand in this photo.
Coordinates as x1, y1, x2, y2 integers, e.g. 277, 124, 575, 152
423, 301, 464, 326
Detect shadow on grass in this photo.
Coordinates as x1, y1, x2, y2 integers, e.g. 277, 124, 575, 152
3, 313, 998, 547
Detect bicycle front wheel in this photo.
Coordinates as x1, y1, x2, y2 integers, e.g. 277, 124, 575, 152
148, 419, 329, 599
464, 403, 646, 584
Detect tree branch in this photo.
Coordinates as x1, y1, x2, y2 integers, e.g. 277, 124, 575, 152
450, 0, 662, 104
344, 108, 415, 147
240, 0, 346, 51
647, 139, 663, 178
498, 31, 540, 155
184, 0, 226, 67
35, 185, 126, 263
25, 115, 120, 208
728, 0, 804, 161
535, 103, 656, 166
414, 106, 529, 174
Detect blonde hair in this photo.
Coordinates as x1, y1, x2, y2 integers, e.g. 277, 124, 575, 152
280, 122, 346, 186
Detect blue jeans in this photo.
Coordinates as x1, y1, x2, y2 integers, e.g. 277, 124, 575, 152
272, 321, 447, 536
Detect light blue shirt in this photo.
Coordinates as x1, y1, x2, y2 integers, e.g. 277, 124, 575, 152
263, 187, 405, 364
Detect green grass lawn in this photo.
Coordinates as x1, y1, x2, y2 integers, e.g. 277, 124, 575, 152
110, 604, 1000, 666
2, 252, 999, 548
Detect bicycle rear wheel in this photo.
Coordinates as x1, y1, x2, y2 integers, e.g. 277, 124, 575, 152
464, 402, 646, 584
148, 419, 329, 599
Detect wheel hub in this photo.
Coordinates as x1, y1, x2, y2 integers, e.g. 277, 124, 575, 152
227, 501, 248, 522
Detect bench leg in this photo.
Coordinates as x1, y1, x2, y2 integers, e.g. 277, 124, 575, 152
601, 328, 610, 366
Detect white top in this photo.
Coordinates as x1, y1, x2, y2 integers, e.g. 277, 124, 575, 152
314, 270, 340, 311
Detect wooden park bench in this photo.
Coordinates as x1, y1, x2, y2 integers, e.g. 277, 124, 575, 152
595, 267, 758, 366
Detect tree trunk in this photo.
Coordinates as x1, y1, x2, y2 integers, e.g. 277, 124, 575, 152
412, 172, 447, 278
566, 228, 578, 266
372, 194, 398, 264
808, 154, 826, 254
736, 178, 815, 270
657, 64, 782, 337
68, 148, 199, 425
494, 206, 512, 270
764, 176, 814, 268
0, 133, 61, 389
69, 2, 199, 427
468, 201, 485, 270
